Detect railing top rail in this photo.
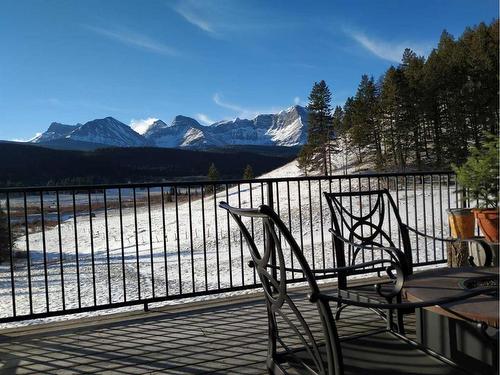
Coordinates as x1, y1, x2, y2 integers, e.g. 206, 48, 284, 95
0, 170, 455, 193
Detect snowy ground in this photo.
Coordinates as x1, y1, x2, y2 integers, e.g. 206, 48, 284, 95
0, 152, 458, 328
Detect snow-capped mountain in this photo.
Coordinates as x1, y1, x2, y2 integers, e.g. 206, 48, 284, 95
31, 117, 147, 148
145, 105, 308, 148
144, 116, 223, 148
67, 117, 147, 147
31, 122, 80, 143
266, 105, 308, 146
30, 105, 308, 149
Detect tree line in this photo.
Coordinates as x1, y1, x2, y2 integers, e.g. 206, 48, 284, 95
300, 20, 499, 174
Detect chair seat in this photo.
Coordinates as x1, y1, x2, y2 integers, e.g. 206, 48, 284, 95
342, 282, 415, 312
280, 331, 468, 375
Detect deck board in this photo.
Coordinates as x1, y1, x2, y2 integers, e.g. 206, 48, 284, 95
0, 291, 415, 374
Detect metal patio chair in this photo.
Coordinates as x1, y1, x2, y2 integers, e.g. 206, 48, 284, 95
219, 201, 490, 375
323, 189, 494, 332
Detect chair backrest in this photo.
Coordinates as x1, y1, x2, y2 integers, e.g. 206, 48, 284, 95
220, 201, 343, 375
324, 189, 412, 286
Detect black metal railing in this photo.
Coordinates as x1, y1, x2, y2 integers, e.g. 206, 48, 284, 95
0, 171, 460, 323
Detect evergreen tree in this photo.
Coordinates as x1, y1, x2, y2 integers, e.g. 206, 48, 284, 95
348, 75, 381, 166
299, 80, 333, 175
207, 163, 220, 181
242, 164, 254, 180
297, 144, 314, 176
331, 106, 345, 173
207, 163, 220, 193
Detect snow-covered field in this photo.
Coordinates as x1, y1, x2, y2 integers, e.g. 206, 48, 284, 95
0, 155, 458, 328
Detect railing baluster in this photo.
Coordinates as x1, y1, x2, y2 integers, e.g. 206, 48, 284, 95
225, 184, 232, 288
308, 180, 314, 269
175, 186, 182, 294
118, 188, 126, 302
413, 176, 419, 263
104, 189, 112, 304
348, 178, 353, 265
237, 183, 244, 286
133, 188, 141, 300
161, 187, 169, 296
376, 178, 382, 260
286, 180, 294, 279
88, 190, 97, 306
7, 193, 16, 317
201, 186, 208, 291
357, 177, 365, 264
72, 190, 81, 309
249, 182, 256, 284
213, 185, 220, 290
439, 175, 444, 259
318, 180, 325, 273
394, 176, 401, 249
23, 192, 33, 315
367, 177, 374, 263
188, 186, 194, 292
56, 190, 65, 310
297, 181, 304, 253
422, 176, 428, 263
430, 175, 436, 262
329, 179, 335, 269
147, 187, 155, 298
40, 191, 50, 312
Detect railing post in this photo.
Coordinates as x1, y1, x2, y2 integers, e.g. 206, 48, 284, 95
266, 182, 277, 288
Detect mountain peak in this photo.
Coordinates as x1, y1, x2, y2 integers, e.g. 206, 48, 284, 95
171, 115, 202, 129
66, 117, 146, 147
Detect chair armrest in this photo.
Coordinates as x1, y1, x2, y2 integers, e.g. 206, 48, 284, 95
310, 286, 497, 310
251, 258, 397, 275
403, 224, 455, 243
253, 258, 405, 299
405, 226, 494, 266
328, 229, 410, 275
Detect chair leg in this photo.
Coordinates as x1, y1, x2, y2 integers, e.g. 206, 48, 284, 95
396, 309, 406, 335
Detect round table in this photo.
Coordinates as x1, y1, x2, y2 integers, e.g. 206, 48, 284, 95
403, 267, 499, 375
404, 266, 499, 328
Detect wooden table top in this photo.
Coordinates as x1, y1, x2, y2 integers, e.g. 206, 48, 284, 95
404, 267, 499, 328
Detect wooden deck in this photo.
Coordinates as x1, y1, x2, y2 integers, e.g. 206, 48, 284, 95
0, 290, 415, 375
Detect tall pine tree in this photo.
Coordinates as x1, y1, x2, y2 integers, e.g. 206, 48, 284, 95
298, 80, 333, 175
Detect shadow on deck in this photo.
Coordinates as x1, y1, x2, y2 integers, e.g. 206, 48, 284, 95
0, 291, 415, 374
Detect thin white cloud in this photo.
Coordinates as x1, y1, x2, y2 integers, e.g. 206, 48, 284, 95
130, 118, 159, 134
196, 113, 215, 125
213, 93, 286, 119
346, 29, 431, 63
294, 97, 301, 105
173, 2, 215, 34
84, 25, 179, 56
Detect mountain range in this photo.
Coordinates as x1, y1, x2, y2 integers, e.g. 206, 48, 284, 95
29, 105, 308, 150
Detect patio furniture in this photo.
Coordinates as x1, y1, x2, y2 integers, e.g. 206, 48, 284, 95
323, 189, 493, 332
404, 267, 499, 375
219, 201, 494, 375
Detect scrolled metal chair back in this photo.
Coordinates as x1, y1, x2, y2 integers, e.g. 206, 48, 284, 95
219, 202, 343, 375
324, 190, 412, 275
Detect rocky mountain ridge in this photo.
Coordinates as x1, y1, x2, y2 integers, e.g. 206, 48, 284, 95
30, 105, 308, 149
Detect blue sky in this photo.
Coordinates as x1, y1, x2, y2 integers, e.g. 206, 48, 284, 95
0, 0, 497, 140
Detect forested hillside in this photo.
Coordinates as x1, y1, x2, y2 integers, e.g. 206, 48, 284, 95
341, 20, 498, 170
0, 143, 295, 187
